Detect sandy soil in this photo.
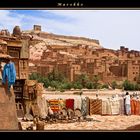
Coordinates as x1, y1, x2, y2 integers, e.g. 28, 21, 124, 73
44, 115, 140, 131
20, 90, 140, 131
20, 115, 140, 131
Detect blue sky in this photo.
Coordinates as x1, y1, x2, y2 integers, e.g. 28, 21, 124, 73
0, 10, 140, 51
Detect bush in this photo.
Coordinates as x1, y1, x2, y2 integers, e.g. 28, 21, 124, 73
29, 72, 41, 80
111, 81, 117, 89
92, 75, 100, 89
60, 89, 65, 92
50, 81, 60, 89
47, 69, 65, 83
116, 84, 123, 89
122, 80, 139, 91
60, 82, 72, 90
75, 74, 89, 88
85, 82, 94, 89
29, 73, 50, 88
101, 84, 109, 89
72, 82, 83, 89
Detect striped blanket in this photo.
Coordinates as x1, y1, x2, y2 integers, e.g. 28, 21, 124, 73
90, 99, 102, 115
48, 99, 60, 112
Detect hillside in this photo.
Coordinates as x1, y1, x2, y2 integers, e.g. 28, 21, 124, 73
22, 27, 102, 60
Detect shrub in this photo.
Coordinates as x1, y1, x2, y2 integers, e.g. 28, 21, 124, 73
111, 81, 117, 89
86, 82, 94, 89
101, 84, 109, 89
122, 80, 138, 91
72, 82, 83, 89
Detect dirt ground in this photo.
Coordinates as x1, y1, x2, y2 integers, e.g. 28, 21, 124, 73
44, 115, 140, 131
20, 90, 140, 131
20, 115, 140, 131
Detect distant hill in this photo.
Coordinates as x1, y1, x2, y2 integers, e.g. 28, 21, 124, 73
22, 26, 102, 60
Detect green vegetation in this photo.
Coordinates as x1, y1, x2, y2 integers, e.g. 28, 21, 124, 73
102, 84, 109, 89
29, 71, 140, 91
122, 80, 140, 91
136, 74, 140, 85
111, 81, 117, 89
92, 75, 100, 89
29, 72, 101, 90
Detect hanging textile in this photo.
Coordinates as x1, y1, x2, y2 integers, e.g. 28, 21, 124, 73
48, 99, 60, 112
89, 99, 102, 115
102, 99, 112, 115
137, 100, 140, 115
74, 96, 82, 110
2, 61, 16, 91
131, 99, 135, 115
131, 99, 140, 115
37, 96, 48, 118
58, 99, 66, 110
102, 100, 107, 115
119, 98, 125, 115
110, 99, 120, 115
135, 100, 140, 115
2, 62, 16, 85
81, 97, 90, 116
66, 99, 74, 110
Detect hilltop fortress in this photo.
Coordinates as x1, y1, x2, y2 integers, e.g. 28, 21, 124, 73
1, 25, 140, 85
24, 25, 140, 84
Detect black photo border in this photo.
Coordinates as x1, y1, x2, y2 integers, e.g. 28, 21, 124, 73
0, 0, 140, 139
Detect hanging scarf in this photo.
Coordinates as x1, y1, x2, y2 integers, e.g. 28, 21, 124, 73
2, 62, 16, 91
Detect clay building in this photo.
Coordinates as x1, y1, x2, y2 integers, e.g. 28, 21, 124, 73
0, 26, 30, 118
26, 25, 140, 85
32, 45, 140, 85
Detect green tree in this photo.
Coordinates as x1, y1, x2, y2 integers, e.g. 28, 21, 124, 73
50, 80, 60, 89
92, 75, 100, 89
29, 73, 50, 88
122, 80, 136, 91
111, 81, 117, 89
135, 84, 140, 91
136, 74, 140, 84
41, 77, 50, 88
47, 69, 65, 82
61, 82, 72, 90
76, 74, 89, 88
72, 81, 83, 89
102, 84, 109, 89
123, 80, 130, 90
29, 72, 41, 80
85, 82, 94, 89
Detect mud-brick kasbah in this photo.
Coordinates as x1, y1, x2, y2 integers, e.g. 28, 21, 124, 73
27, 25, 140, 84
0, 24, 140, 114
1, 24, 140, 84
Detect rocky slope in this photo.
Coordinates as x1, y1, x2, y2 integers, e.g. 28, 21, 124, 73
22, 30, 102, 61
